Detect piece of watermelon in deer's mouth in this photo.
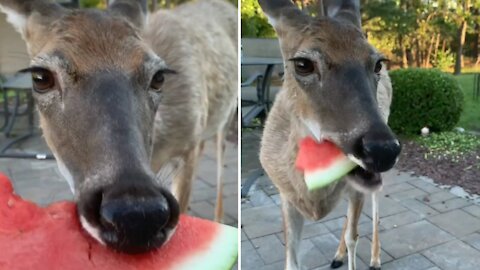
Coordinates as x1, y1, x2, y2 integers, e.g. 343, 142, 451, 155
296, 137, 358, 190
0, 173, 238, 270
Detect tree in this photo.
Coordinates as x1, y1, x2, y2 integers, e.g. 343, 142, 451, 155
454, 0, 471, 75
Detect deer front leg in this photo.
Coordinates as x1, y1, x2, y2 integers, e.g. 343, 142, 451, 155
344, 191, 365, 270
172, 144, 202, 213
215, 130, 226, 222
281, 196, 304, 270
331, 217, 347, 268
370, 191, 381, 270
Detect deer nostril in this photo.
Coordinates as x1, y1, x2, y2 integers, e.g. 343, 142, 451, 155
99, 195, 172, 252
361, 138, 402, 172
100, 197, 170, 229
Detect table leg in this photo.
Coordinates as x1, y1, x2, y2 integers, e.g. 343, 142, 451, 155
4, 89, 20, 137
0, 87, 9, 131
241, 168, 264, 198
258, 64, 275, 112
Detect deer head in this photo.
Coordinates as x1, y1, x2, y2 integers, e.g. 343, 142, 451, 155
259, 0, 401, 178
0, 0, 179, 253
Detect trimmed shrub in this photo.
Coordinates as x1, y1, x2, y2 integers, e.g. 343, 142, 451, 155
389, 68, 464, 135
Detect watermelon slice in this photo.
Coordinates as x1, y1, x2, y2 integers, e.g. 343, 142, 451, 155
296, 137, 357, 190
0, 173, 238, 270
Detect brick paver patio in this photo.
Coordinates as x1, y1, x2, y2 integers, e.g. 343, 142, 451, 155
242, 129, 480, 270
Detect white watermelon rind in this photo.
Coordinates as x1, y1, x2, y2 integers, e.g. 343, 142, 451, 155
304, 158, 357, 190
171, 224, 238, 270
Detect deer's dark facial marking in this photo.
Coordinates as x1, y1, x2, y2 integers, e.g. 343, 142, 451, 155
0, 0, 179, 253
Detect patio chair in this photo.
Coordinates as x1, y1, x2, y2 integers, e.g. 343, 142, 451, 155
0, 73, 54, 159
241, 72, 264, 127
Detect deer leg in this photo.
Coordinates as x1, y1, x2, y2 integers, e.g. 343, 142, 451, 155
331, 217, 348, 268
172, 144, 201, 213
281, 196, 304, 270
215, 130, 226, 222
370, 191, 381, 270
345, 191, 365, 270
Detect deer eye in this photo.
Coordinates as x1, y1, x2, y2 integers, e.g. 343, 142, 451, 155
150, 69, 176, 91
291, 58, 315, 76
374, 58, 389, 74
30, 68, 55, 93
150, 71, 165, 90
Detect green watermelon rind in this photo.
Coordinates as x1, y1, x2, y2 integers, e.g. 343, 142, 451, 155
173, 224, 238, 270
304, 158, 357, 190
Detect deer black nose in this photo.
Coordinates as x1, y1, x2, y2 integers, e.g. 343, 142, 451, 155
98, 190, 179, 254
361, 136, 401, 172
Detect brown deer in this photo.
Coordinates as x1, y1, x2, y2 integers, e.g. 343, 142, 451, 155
258, 0, 401, 269
0, 0, 237, 254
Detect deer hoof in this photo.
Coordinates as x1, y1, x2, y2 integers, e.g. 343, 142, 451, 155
330, 260, 343, 268
369, 267, 381, 270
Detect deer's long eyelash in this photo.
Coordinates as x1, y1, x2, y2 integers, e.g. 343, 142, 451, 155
288, 57, 312, 62
378, 57, 390, 63
18, 66, 49, 74
162, 68, 177, 75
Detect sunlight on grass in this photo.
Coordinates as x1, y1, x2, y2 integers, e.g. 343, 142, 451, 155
454, 74, 480, 131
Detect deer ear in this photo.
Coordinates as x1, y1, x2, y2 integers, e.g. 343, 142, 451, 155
108, 0, 147, 29
0, 0, 66, 55
258, 0, 309, 33
323, 0, 361, 28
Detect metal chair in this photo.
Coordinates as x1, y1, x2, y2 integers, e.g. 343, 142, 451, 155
241, 72, 264, 127
0, 73, 54, 159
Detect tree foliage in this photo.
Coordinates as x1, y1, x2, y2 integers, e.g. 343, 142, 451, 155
241, 0, 480, 73
241, 0, 275, 38
79, 0, 102, 8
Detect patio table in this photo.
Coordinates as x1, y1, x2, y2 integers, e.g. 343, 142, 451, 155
241, 57, 283, 127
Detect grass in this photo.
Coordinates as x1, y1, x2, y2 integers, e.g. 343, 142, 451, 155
454, 73, 480, 131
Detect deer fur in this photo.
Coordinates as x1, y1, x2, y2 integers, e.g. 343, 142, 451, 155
0, 0, 237, 252
146, 0, 237, 221
259, 0, 400, 269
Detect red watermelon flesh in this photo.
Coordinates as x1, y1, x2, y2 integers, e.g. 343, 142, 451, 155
0, 173, 238, 270
296, 137, 357, 190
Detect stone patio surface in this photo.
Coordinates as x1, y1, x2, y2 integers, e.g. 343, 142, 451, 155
242, 129, 480, 270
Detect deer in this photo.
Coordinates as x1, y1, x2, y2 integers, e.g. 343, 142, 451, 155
258, 0, 401, 269
0, 0, 237, 254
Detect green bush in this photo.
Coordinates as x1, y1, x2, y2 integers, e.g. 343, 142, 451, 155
241, 0, 275, 38
389, 68, 464, 135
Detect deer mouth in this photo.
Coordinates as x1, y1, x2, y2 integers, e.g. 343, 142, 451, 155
345, 155, 383, 191
301, 118, 384, 191
347, 166, 382, 190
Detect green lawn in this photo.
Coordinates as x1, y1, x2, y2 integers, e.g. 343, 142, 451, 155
454, 74, 480, 132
